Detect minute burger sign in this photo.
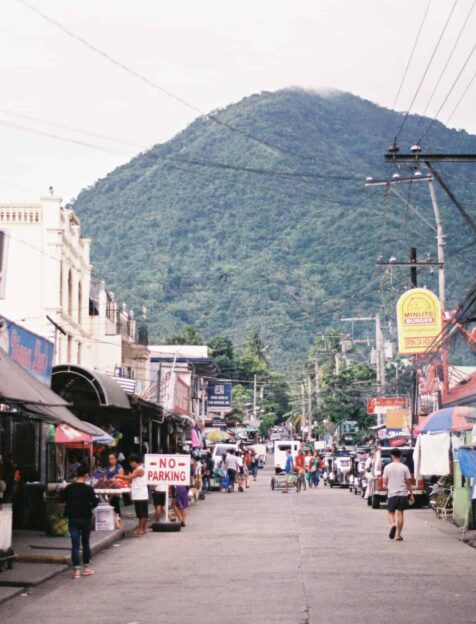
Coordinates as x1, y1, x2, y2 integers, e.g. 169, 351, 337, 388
145, 454, 191, 486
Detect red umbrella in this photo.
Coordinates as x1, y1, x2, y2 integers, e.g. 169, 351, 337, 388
55, 424, 92, 445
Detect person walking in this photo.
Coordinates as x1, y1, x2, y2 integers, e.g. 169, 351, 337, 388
59, 464, 98, 579
282, 449, 294, 494
226, 448, 239, 493
119, 454, 149, 536
383, 448, 414, 541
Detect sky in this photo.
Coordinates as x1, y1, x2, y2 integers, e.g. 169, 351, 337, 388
1, 0, 476, 202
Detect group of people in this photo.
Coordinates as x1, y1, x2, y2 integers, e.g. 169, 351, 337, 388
59, 452, 192, 579
216, 447, 260, 493
283, 448, 324, 493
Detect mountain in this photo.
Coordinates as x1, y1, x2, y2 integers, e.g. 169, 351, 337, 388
72, 88, 476, 371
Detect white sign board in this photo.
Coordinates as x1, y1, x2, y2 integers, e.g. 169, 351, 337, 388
144, 454, 191, 486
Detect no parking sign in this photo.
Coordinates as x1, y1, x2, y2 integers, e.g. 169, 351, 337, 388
144, 454, 191, 486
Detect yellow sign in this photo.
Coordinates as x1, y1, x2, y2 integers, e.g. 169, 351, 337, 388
386, 408, 411, 431
396, 288, 442, 354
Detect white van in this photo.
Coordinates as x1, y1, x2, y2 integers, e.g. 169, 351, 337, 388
211, 443, 238, 471
274, 440, 301, 474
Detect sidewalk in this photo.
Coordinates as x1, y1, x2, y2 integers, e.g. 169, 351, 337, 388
0, 495, 207, 603
0, 509, 139, 601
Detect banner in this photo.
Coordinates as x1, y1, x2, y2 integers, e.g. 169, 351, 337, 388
0, 316, 54, 385
396, 288, 442, 355
207, 382, 232, 409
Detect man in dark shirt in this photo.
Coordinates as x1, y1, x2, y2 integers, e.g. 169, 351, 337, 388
60, 464, 98, 579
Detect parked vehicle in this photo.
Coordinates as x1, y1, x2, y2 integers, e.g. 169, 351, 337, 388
274, 440, 301, 474
367, 446, 428, 509
328, 450, 352, 488
210, 443, 238, 472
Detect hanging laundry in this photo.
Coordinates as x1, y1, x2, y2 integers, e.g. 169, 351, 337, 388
458, 448, 476, 478
420, 432, 450, 476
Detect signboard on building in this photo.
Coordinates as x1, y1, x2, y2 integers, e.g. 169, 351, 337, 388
396, 288, 442, 355
367, 397, 407, 415
158, 368, 191, 416
144, 454, 191, 485
0, 316, 54, 385
386, 408, 411, 433
207, 382, 232, 409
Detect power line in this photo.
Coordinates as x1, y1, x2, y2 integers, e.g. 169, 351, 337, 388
15, 0, 330, 169
392, 0, 432, 111
395, 0, 458, 141
446, 66, 476, 125
420, 38, 476, 142
0, 119, 130, 156
0, 108, 144, 148
419, 0, 476, 119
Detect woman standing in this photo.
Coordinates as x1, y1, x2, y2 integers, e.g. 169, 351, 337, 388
105, 452, 124, 529
60, 464, 98, 579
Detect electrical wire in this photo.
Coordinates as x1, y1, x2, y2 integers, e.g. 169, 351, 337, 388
15, 0, 337, 170
0, 108, 144, 148
419, 0, 476, 120
420, 39, 476, 142
446, 65, 476, 125
392, 0, 432, 111
395, 0, 458, 141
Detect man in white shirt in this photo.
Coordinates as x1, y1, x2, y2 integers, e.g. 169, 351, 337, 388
383, 448, 414, 541
226, 449, 239, 492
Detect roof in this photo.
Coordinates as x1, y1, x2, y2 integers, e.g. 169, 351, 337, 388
52, 365, 131, 409
0, 347, 95, 433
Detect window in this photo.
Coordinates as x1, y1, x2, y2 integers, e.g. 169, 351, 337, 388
78, 282, 82, 325
67, 334, 72, 362
0, 229, 9, 299
67, 270, 73, 317
77, 342, 82, 365
59, 261, 63, 307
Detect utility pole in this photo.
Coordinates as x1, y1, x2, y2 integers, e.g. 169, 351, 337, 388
375, 314, 386, 393
253, 374, 257, 421
307, 370, 313, 440
300, 382, 306, 438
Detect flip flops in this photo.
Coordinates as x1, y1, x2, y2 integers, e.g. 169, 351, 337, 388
389, 526, 397, 540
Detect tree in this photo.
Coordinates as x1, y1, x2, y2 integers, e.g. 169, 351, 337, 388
245, 331, 270, 366
208, 336, 235, 378
168, 325, 203, 345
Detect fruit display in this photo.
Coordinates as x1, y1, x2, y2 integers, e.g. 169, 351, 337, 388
95, 477, 129, 490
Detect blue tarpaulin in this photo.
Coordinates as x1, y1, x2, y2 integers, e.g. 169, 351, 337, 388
457, 448, 476, 478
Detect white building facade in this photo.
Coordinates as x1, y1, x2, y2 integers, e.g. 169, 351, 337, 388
0, 194, 152, 394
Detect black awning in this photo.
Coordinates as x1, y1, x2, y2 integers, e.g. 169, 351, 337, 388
0, 347, 95, 433
52, 365, 131, 410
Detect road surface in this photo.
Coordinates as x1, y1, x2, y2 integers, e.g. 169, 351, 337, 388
1, 466, 475, 623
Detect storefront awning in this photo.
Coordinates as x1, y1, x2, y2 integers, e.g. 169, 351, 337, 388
0, 347, 95, 434
52, 365, 131, 410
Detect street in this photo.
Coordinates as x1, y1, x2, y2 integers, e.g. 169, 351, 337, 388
1, 465, 475, 624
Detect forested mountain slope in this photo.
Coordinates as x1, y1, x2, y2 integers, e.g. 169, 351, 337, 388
72, 89, 476, 370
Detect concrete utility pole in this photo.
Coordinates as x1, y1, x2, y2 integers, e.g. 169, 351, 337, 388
427, 178, 446, 311
253, 374, 257, 420
307, 371, 313, 439
375, 314, 386, 393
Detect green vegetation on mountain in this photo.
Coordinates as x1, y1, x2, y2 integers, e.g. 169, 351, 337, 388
72, 88, 476, 372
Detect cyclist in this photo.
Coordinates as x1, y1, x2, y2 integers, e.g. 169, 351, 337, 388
282, 449, 294, 494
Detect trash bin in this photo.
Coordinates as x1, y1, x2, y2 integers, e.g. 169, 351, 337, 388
94, 504, 115, 531
0, 504, 14, 571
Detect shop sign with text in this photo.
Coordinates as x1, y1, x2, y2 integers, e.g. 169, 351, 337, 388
396, 288, 442, 354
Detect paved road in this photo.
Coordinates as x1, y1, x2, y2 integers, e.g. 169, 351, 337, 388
1, 467, 476, 624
